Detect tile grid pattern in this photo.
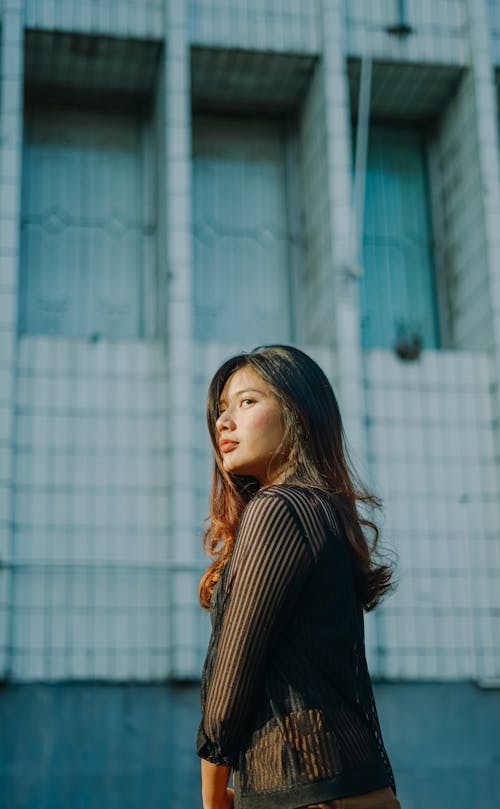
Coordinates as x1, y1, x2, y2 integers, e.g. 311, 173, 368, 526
187, 0, 320, 53
163, 0, 199, 679
432, 69, 494, 350
364, 351, 499, 680
0, 0, 499, 683
347, 60, 464, 122
191, 48, 317, 113
466, 3, 500, 680
0, 0, 24, 679
24, 31, 162, 97
24, 0, 164, 38
3, 17, 175, 680
486, 0, 500, 63
11, 340, 171, 680
467, 0, 500, 545
345, 0, 468, 64
320, 1, 368, 467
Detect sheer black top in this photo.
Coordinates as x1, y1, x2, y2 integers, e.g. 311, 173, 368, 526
197, 484, 396, 809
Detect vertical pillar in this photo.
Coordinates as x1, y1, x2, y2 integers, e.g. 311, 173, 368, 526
0, 0, 24, 680
320, 0, 367, 471
465, 0, 500, 682
163, 0, 197, 678
320, 0, 385, 675
466, 0, 500, 446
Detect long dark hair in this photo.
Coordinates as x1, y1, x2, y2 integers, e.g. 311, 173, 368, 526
199, 344, 395, 612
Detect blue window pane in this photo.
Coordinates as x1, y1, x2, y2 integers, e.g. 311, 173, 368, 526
192, 118, 292, 344
361, 126, 439, 350
20, 109, 146, 339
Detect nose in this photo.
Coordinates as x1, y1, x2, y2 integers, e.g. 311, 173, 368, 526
216, 410, 236, 433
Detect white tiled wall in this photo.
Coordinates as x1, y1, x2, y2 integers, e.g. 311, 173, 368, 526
432, 70, 495, 350
24, 0, 164, 38
1, 0, 500, 684
11, 338, 170, 680
188, 0, 320, 53
487, 0, 500, 62
319, 1, 368, 461
162, 0, 199, 679
471, 0, 500, 521
0, 0, 24, 678
345, 0, 468, 64
364, 350, 499, 680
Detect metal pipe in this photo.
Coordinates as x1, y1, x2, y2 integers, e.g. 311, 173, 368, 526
352, 54, 372, 274
387, 0, 413, 36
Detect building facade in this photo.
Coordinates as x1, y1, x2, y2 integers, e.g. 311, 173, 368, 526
1, 1, 500, 807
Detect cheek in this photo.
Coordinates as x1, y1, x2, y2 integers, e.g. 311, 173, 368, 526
249, 409, 284, 443
251, 411, 274, 429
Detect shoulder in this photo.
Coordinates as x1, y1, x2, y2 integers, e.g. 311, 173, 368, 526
238, 485, 295, 529
241, 484, 340, 556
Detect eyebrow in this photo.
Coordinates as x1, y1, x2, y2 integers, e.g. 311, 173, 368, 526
218, 387, 266, 405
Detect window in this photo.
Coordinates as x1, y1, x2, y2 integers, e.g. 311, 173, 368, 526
20, 108, 153, 339
361, 126, 439, 350
192, 117, 294, 344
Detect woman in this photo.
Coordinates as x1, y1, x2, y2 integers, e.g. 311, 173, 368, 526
197, 345, 400, 809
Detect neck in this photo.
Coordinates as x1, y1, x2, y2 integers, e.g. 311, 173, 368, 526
260, 462, 296, 488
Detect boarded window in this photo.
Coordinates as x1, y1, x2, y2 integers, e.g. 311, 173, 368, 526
361, 126, 439, 350
20, 108, 152, 339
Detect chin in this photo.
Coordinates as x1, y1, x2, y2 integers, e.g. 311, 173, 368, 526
225, 464, 248, 476
223, 459, 242, 474
224, 460, 254, 477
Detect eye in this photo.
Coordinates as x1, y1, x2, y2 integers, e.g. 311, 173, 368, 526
241, 398, 255, 407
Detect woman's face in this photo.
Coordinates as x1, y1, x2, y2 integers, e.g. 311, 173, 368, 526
215, 366, 288, 485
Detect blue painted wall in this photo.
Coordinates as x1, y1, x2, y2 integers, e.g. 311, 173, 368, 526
0, 682, 499, 808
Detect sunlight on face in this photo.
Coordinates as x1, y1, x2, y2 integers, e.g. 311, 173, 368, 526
215, 366, 288, 485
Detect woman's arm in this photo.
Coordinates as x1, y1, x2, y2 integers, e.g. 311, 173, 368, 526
197, 489, 314, 766
201, 759, 233, 809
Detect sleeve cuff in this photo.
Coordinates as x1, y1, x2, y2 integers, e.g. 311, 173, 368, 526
196, 723, 237, 768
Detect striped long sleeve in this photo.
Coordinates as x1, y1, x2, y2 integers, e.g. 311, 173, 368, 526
197, 489, 314, 766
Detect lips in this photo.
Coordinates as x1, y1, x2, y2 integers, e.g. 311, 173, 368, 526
220, 439, 239, 453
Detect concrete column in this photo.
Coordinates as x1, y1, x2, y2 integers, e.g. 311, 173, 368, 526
465, 0, 500, 683
163, 0, 197, 678
320, 0, 368, 472
0, 0, 24, 680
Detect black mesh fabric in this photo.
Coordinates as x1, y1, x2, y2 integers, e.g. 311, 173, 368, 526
197, 484, 396, 809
